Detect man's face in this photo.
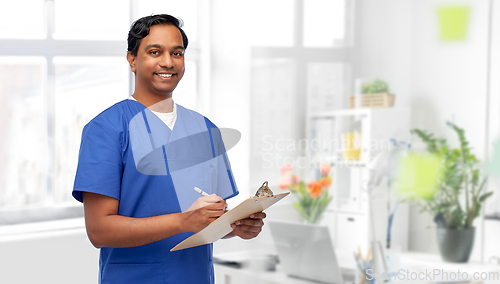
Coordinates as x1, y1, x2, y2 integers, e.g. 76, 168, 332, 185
127, 24, 185, 98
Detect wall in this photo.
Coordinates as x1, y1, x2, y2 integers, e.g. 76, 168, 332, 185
356, 0, 414, 110
484, 0, 500, 263
410, 0, 491, 261
358, 0, 493, 261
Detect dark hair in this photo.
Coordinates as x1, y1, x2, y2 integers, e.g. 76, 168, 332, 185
127, 14, 189, 56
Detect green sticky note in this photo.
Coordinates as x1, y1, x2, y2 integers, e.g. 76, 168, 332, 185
437, 6, 470, 41
398, 153, 441, 200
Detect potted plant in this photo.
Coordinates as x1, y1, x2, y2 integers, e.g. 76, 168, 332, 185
349, 79, 395, 108
407, 121, 493, 262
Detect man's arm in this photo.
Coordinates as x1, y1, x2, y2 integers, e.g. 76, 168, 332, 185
83, 192, 227, 248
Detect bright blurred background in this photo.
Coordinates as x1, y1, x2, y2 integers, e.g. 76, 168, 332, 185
1, 0, 500, 283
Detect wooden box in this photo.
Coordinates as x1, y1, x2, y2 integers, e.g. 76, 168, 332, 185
349, 93, 395, 108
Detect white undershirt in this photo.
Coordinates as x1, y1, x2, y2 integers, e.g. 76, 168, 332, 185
128, 96, 177, 130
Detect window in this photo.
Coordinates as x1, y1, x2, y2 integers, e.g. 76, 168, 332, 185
249, 0, 356, 186
0, 57, 47, 208
0, 0, 46, 39
0, 0, 204, 224
303, 0, 349, 47
136, 0, 199, 43
53, 0, 130, 40
53, 57, 130, 203
250, 0, 295, 47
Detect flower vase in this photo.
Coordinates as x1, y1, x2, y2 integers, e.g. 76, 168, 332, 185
294, 203, 325, 224
279, 163, 333, 225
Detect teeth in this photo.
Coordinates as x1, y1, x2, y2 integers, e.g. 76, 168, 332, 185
157, 73, 173, 78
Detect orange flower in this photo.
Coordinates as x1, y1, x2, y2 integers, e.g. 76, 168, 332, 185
320, 177, 332, 188
308, 181, 322, 198
291, 175, 299, 185
320, 163, 331, 176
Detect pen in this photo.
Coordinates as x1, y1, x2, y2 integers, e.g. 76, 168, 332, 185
195, 187, 228, 211
194, 187, 209, 196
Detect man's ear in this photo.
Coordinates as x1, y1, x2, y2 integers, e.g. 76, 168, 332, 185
127, 52, 137, 73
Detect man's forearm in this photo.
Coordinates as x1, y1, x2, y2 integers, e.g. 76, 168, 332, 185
82, 192, 226, 248
86, 213, 186, 248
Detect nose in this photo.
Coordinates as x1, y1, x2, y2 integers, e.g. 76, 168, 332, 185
159, 53, 174, 68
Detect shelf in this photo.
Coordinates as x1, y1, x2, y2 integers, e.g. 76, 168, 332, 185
308, 156, 367, 167
333, 209, 366, 215
306, 107, 412, 253
308, 107, 411, 119
332, 161, 367, 168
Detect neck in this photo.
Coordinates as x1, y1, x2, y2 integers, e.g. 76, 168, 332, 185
132, 93, 174, 113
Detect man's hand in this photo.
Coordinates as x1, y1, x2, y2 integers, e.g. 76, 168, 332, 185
229, 212, 267, 240
182, 198, 227, 233
184, 194, 224, 212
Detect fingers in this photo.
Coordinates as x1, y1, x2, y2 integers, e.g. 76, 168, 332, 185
184, 199, 230, 232
231, 218, 264, 229
230, 211, 266, 228
231, 219, 264, 239
248, 212, 266, 219
231, 224, 263, 234
205, 200, 227, 210
200, 194, 223, 203
229, 212, 267, 239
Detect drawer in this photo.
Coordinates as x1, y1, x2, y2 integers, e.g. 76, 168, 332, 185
335, 213, 369, 253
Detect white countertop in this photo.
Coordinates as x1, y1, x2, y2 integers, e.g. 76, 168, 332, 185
0, 218, 86, 242
214, 250, 500, 284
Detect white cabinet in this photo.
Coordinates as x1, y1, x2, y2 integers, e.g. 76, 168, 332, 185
335, 212, 368, 252
308, 108, 411, 254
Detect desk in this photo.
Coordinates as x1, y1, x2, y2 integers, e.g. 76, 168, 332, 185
214, 251, 500, 284
215, 263, 328, 284
213, 250, 355, 284
396, 252, 500, 284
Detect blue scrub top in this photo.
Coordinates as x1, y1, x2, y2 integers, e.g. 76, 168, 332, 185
73, 100, 238, 284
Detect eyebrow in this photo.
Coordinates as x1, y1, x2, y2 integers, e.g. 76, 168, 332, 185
145, 44, 185, 51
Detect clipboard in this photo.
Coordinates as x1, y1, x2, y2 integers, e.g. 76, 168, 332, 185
171, 192, 290, 251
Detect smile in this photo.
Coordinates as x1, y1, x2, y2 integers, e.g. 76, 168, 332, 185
156, 73, 173, 78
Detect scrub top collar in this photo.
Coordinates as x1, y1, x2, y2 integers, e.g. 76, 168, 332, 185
128, 96, 177, 130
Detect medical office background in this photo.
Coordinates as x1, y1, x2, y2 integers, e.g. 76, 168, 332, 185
1, 0, 500, 283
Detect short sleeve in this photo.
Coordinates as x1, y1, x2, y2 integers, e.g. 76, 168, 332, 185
72, 119, 123, 203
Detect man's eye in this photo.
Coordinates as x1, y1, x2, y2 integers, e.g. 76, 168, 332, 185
150, 50, 159, 55
173, 52, 184, 57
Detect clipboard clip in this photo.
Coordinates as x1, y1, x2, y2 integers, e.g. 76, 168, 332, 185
254, 181, 274, 198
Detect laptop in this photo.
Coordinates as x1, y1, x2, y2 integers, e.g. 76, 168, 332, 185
269, 221, 349, 284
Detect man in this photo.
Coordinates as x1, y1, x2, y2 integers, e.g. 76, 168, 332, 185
73, 14, 265, 284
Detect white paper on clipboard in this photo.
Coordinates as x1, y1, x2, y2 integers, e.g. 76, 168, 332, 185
170, 192, 290, 251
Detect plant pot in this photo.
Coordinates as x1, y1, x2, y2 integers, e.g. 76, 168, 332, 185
436, 227, 475, 263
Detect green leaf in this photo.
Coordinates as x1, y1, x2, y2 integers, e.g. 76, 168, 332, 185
362, 79, 389, 94
478, 191, 494, 203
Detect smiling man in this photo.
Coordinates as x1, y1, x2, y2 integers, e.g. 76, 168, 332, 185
72, 14, 266, 284
127, 23, 185, 110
